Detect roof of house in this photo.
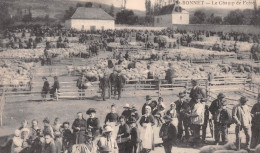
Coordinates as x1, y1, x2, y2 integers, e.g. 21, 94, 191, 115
157, 4, 188, 16
71, 7, 114, 20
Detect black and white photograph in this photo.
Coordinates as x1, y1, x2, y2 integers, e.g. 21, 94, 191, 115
0, 0, 260, 153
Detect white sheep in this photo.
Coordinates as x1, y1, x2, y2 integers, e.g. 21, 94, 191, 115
213, 149, 248, 153
199, 142, 237, 153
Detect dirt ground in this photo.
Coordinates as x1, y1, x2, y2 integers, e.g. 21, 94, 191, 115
0, 51, 258, 153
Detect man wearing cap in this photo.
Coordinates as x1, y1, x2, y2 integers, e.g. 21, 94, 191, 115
250, 94, 260, 148
189, 80, 206, 104
174, 92, 190, 141
86, 108, 101, 139
98, 125, 118, 153
232, 96, 252, 150
159, 115, 177, 153
142, 95, 153, 115
72, 112, 87, 144
209, 93, 229, 144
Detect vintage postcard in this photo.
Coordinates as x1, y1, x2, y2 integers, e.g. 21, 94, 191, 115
0, 0, 259, 153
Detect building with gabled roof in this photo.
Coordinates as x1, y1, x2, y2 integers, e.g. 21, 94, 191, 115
154, 2, 189, 26
65, 7, 115, 30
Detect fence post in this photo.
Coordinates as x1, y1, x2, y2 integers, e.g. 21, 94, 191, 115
0, 88, 6, 127
158, 79, 161, 97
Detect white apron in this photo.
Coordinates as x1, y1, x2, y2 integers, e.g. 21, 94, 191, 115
140, 123, 154, 149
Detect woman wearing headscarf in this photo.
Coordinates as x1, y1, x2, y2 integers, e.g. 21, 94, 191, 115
139, 106, 155, 153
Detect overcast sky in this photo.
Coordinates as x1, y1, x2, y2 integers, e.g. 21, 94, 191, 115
79, 0, 257, 11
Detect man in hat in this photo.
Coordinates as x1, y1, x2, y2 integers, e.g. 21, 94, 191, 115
122, 104, 132, 124
72, 112, 87, 144
98, 125, 118, 153
174, 92, 190, 141
209, 93, 229, 145
50, 76, 60, 99
100, 73, 110, 101
117, 116, 130, 153
115, 71, 125, 100
189, 79, 206, 104
86, 108, 101, 139
159, 115, 177, 153
142, 95, 153, 115
109, 70, 117, 98
85, 132, 97, 153
188, 94, 205, 145
129, 117, 141, 153
232, 96, 252, 150
41, 77, 50, 101
251, 94, 260, 148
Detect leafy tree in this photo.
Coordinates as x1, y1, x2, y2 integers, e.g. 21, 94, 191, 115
116, 10, 138, 25
22, 8, 32, 24
224, 9, 245, 25
63, 6, 76, 21
145, 0, 152, 15
108, 4, 115, 17
190, 10, 206, 24
206, 13, 222, 24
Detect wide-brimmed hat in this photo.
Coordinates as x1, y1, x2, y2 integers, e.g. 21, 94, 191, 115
86, 108, 96, 115
163, 115, 172, 121
146, 95, 152, 100
240, 96, 248, 103
123, 103, 130, 108
178, 92, 186, 98
103, 125, 113, 133
217, 93, 225, 99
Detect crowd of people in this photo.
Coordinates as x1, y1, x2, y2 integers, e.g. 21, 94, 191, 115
14, 78, 260, 153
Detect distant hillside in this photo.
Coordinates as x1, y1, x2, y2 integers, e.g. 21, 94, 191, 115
3, 0, 145, 22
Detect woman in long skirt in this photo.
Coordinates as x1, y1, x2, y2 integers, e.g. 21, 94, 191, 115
139, 106, 155, 153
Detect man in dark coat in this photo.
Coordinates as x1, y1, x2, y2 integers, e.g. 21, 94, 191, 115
122, 104, 132, 124
72, 112, 87, 144
42, 134, 56, 153
86, 108, 101, 139
41, 77, 50, 101
115, 71, 125, 100
50, 76, 60, 99
109, 70, 117, 97
129, 117, 141, 153
209, 93, 228, 145
174, 92, 190, 141
189, 80, 206, 104
159, 115, 177, 153
100, 73, 110, 101
250, 94, 260, 148
117, 116, 131, 153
